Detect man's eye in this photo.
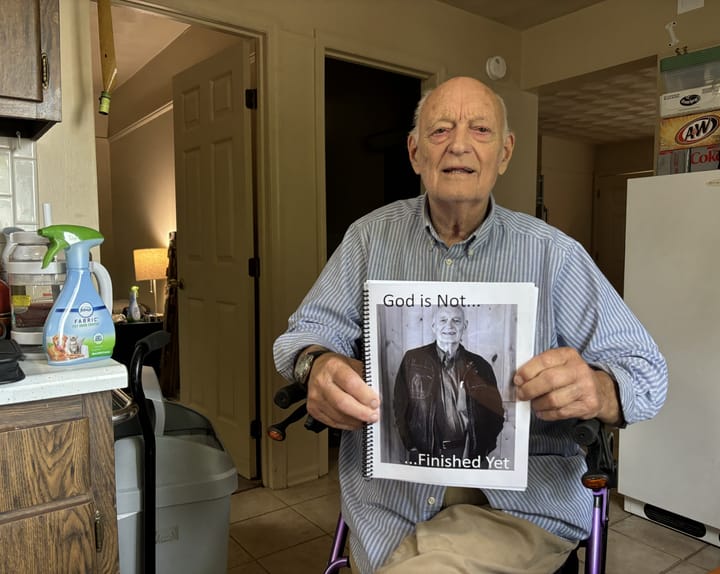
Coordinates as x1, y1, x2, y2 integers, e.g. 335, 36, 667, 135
472, 126, 492, 134
431, 128, 448, 135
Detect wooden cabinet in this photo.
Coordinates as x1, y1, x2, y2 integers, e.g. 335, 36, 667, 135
0, 392, 120, 573
0, 0, 61, 140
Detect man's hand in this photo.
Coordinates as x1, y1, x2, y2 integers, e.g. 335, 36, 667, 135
514, 347, 622, 425
305, 351, 380, 430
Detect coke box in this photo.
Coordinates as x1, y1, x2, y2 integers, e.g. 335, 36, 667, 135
657, 145, 720, 174
689, 144, 720, 171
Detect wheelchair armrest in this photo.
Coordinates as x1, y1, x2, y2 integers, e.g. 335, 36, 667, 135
573, 419, 617, 490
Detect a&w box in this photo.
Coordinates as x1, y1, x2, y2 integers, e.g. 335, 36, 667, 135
657, 111, 720, 174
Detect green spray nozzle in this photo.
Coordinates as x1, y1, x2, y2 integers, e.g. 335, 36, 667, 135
38, 225, 105, 268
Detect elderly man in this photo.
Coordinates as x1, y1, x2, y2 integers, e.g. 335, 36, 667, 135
273, 76, 667, 573
393, 304, 504, 465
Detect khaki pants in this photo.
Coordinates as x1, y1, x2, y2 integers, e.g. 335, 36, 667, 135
356, 488, 577, 574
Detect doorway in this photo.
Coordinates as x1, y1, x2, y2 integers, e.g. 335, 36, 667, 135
324, 58, 421, 258
323, 58, 421, 451
91, 3, 263, 479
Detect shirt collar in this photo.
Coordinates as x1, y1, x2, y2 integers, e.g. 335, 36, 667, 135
436, 346, 454, 366
422, 194, 497, 254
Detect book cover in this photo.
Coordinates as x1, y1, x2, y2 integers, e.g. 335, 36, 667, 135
362, 280, 538, 490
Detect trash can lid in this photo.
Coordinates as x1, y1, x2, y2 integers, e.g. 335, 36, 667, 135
115, 435, 238, 514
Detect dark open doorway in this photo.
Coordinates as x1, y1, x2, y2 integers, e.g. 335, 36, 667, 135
324, 57, 422, 258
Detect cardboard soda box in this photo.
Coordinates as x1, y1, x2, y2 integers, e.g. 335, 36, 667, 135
660, 85, 720, 118
659, 111, 720, 151
657, 144, 720, 175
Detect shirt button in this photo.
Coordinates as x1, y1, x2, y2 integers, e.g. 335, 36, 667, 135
445, 258, 453, 266
427, 496, 437, 506
468, 250, 474, 257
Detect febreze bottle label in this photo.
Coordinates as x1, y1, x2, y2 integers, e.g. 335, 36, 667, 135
46, 301, 115, 363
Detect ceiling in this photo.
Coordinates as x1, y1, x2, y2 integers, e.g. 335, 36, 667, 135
435, 0, 607, 30
434, 0, 657, 144
89, 3, 189, 97
91, 0, 656, 144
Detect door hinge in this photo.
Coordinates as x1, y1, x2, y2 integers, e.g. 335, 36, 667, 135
250, 419, 262, 439
245, 88, 257, 109
248, 257, 260, 277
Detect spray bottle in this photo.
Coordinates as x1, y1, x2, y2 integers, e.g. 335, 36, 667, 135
127, 285, 141, 322
38, 225, 115, 365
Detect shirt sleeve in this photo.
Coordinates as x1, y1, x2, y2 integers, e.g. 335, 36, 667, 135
273, 221, 369, 382
552, 241, 668, 425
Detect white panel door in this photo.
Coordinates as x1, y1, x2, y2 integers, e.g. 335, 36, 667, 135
172, 41, 256, 477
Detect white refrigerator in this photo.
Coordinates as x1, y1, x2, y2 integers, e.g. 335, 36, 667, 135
620, 169, 720, 546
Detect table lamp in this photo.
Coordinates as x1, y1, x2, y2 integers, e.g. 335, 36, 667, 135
133, 247, 167, 315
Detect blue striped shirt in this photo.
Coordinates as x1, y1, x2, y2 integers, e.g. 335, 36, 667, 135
273, 194, 667, 573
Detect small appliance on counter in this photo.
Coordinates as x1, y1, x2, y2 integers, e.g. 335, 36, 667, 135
2, 230, 65, 351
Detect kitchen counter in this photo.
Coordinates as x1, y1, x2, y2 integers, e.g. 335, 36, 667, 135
0, 357, 128, 405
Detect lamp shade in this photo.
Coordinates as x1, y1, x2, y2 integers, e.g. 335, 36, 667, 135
133, 248, 167, 281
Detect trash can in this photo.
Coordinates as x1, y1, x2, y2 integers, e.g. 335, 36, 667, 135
114, 367, 238, 574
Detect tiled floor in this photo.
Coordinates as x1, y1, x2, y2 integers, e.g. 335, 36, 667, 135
226, 453, 720, 574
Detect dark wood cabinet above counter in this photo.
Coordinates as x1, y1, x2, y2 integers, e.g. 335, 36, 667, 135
0, 0, 61, 140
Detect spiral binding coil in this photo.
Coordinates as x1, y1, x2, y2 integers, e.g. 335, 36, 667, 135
361, 284, 374, 479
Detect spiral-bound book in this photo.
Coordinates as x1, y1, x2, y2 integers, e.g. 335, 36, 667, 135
362, 280, 538, 490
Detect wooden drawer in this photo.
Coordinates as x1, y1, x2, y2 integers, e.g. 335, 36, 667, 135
0, 417, 90, 514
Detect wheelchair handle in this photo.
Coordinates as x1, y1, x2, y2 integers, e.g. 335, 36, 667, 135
270, 382, 328, 438
573, 418, 601, 446
304, 414, 327, 433
274, 381, 307, 409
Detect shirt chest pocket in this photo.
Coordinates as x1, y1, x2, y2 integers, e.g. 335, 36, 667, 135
408, 363, 435, 400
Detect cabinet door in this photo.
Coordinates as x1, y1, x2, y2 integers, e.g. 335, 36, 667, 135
0, 502, 96, 574
0, 393, 119, 573
0, 0, 61, 139
0, 0, 42, 101
0, 417, 90, 512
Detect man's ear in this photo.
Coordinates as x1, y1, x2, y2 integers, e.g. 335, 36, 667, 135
497, 132, 515, 175
408, 134, 421, 175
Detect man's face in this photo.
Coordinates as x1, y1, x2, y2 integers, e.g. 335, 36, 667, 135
432, 306, 466, 348
408, 77, 514, 207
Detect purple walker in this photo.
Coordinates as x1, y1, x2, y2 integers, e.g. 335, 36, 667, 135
269, 386, 616, 574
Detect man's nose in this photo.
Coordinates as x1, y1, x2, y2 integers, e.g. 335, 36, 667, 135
448, 126, 471, 154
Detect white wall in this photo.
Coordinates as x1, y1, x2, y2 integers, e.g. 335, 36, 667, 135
36, 0, 99, 233
540, 135, 595, 251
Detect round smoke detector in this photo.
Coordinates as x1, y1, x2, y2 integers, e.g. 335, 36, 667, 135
486, 56, 507, 80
